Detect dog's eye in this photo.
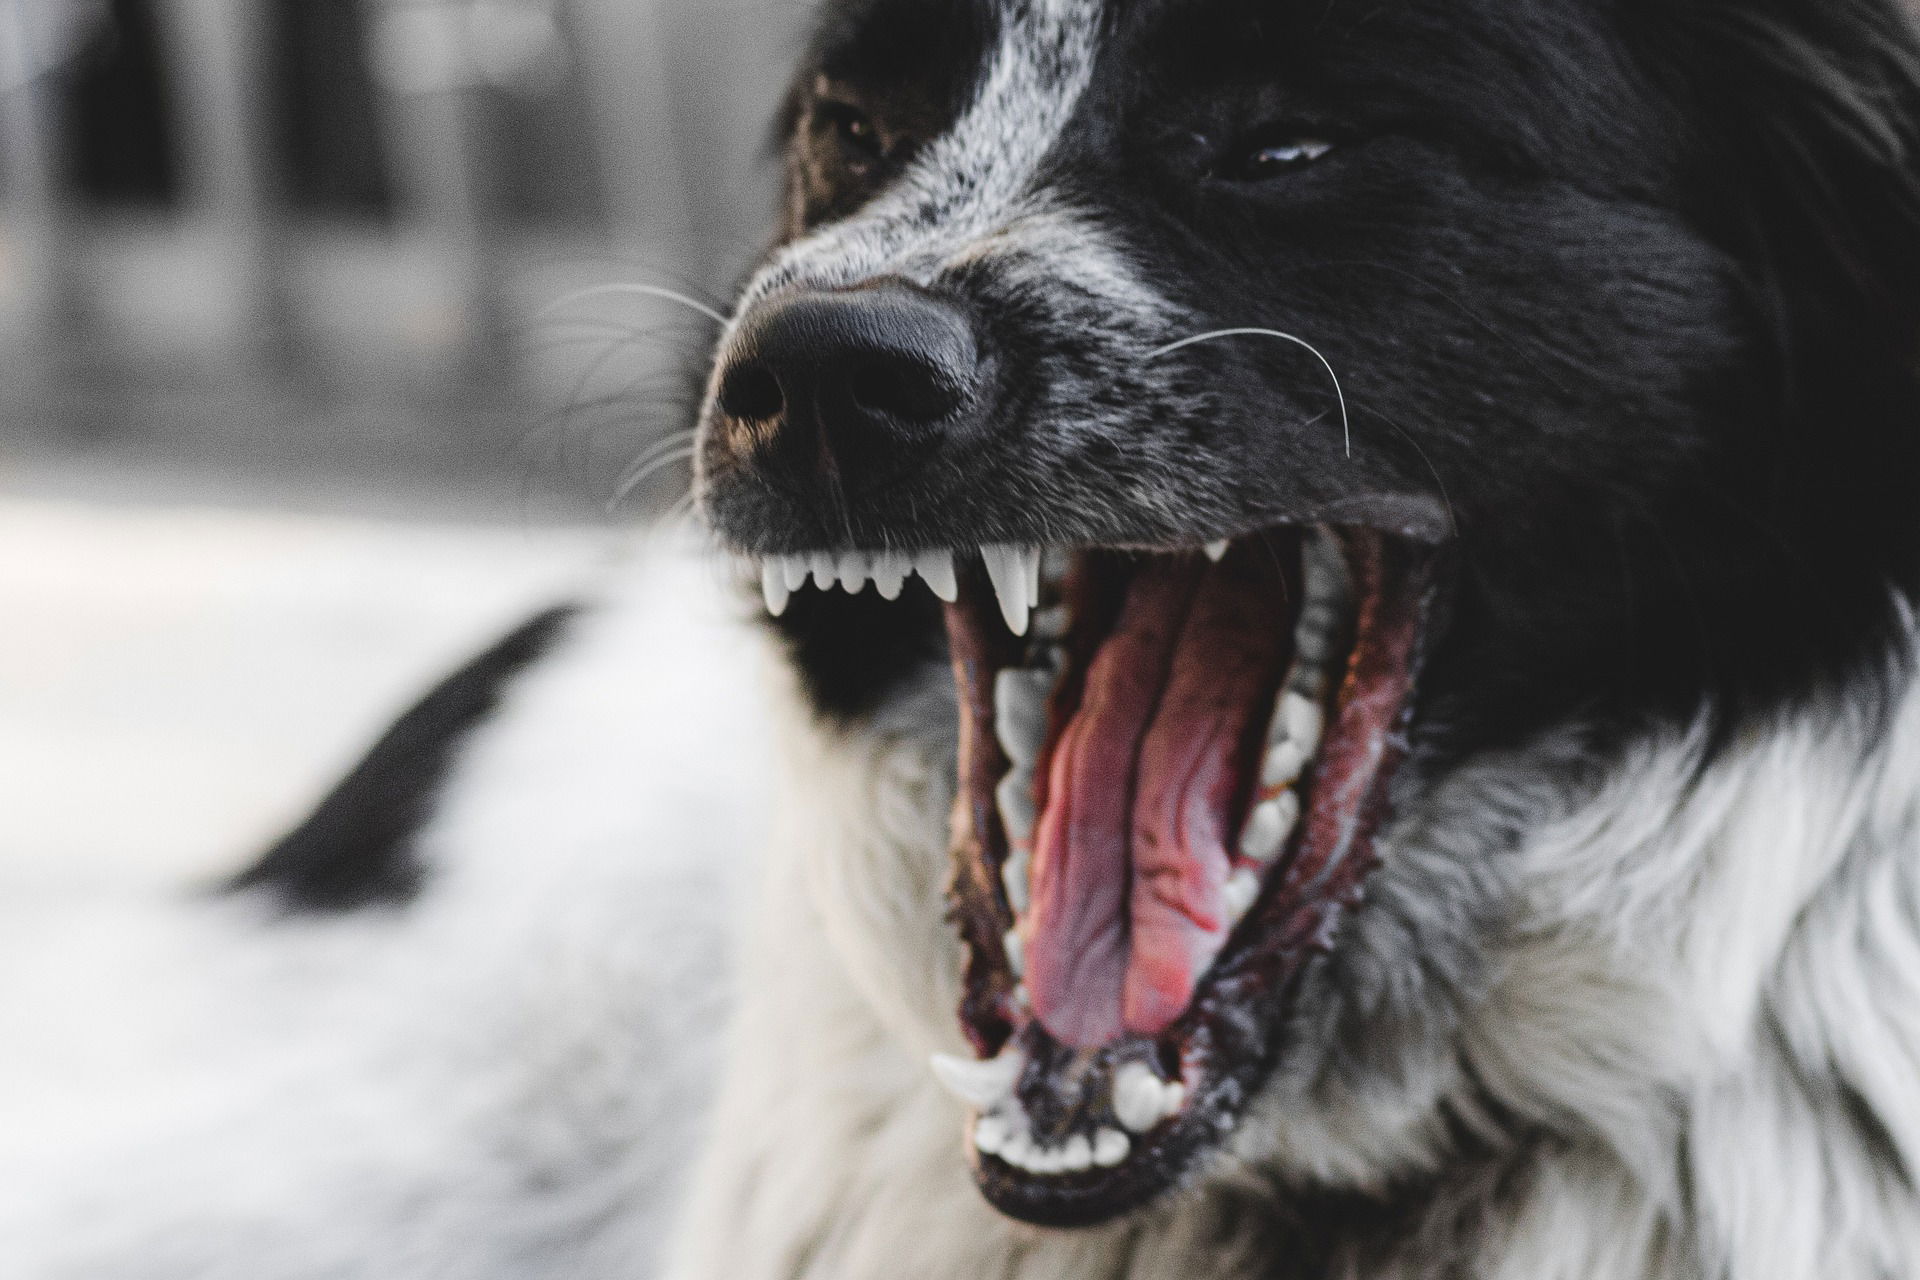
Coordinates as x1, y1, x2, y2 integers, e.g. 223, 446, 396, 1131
816, 100, 886, 170
1224, 132, 1335, 182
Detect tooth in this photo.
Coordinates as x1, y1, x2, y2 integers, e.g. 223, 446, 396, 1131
1031, 605, 1069, 641
929, 1046, 1025, 1110
1224, 867, 1261, 924
872, 551, 911, 600
994, 667, 1051, 764
1303, 527, 1349, 603
1013, 982, 1031, 1009
1003, 928, 1025, 977
1261, 738, 1311, 789
810, 551, 838, 589
914, 550, 959, 602
974, 1113, 1011, 1156
1289, 659, 1331, 702
1002, 849, 1031, 914
1162, 1079, 1186, 1115
996, 767, 1036, 845
1240, 791, 1299, 862
1093, 1128, 1131, 1167
1113, 1062, 1172, 1133
760, 561, 790, 616
1040, 547, 1072, 592
1000, 1130, 1034, 1169
980, 545, 1035, 635
1278, 692, 1325, 755
781, 555, 810, 592
1204, 539, 1229, 562
837, 551, 871, 594
1061, 1134, 1093, 1173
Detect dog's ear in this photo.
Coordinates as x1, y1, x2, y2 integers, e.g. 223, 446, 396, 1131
1625, 0, 1920, 345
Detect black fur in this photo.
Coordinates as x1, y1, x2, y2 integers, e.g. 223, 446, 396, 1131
706, 0, 1920, 774
229, 607, 575, 913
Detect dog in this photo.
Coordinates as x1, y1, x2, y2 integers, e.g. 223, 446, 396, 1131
7, 0, 1920, 1276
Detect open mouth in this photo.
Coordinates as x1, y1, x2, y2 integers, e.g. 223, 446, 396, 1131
757, 527, 1439, 1226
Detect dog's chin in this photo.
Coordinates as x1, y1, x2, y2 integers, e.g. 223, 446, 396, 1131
902, 525, 1438, 1227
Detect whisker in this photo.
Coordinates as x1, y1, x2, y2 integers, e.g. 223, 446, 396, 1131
613, 429, 699, 487
1147, 327, 1353, 457
609, 444, 699, 510
537, 283, 731, 328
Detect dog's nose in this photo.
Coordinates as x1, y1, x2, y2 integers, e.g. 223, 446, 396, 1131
711, 282, 982, 494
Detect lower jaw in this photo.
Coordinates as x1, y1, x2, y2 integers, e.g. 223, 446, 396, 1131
938, 526, 1439, 1227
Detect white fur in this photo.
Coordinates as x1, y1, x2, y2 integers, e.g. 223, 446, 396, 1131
6, 539, 1920, 1278
0, 537, 774, 1278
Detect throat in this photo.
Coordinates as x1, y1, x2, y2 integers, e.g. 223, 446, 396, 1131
1025, 549, 1299, 1047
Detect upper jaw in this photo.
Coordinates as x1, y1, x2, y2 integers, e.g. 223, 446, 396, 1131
717, 492, 1455, 624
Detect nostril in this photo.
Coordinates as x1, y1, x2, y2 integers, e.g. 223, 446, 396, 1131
719, 364, 785, 421
847, 356, 961, 426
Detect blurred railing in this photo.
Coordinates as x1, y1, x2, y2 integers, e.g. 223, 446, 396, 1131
0, 0, 800, 514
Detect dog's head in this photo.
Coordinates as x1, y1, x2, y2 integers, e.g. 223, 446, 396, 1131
694, 0, 1920, 1228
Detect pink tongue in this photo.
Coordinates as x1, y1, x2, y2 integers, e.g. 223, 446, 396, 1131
1025, 554, 1294, 1048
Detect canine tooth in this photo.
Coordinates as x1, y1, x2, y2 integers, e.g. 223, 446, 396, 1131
996, 767, 1036, 845
1278, 692, 1325, 755
980, 545, 1036, 635
1093, 1128, 1131, 1167
760, 561, 791, 616
1114, 1062, 1172, 1133
838, 551, 871, 593
1224, 867, 1261, 924
994, 667, 1051, 764
929, 1046, 1025, 1110
1241, 791, 1299, 862
1013, 982, 1031, 1009
1003, 928, 1025, 977
810, 551, 839, 589
1002, 849, 1031, 914
974, 1113, 1011, 1156
872, 551, 911, 600
781, 555, 811, 592
915, 550, 959, 602
1204, 539, 1230, 562
1061, 1134, 1093, 1173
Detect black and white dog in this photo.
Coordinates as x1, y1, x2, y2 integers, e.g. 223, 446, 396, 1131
8, 0, 1920, 1276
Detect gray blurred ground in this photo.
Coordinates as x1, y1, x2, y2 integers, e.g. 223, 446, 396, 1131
0, 0, 803, 881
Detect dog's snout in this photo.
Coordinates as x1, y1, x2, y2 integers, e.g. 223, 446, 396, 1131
711, 282, 982, 494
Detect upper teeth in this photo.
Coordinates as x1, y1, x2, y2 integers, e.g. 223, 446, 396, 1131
980, 545, 1041, 635
755, 548, 958, 615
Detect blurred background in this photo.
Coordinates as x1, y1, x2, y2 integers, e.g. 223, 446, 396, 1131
0, 0, 804, 886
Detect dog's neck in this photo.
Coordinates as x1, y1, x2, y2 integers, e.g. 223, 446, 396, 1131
667, 626, 1920, 1280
